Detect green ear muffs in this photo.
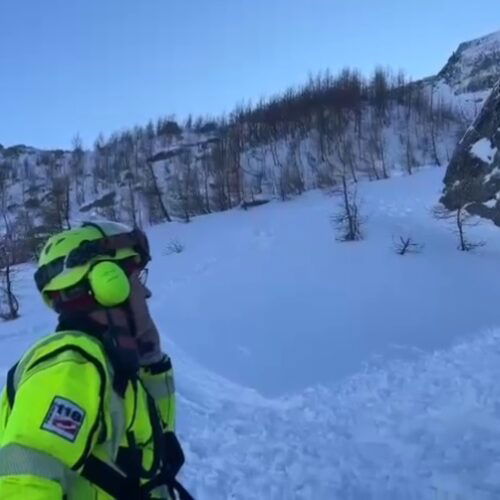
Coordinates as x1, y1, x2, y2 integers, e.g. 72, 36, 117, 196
87, 261, 131, 307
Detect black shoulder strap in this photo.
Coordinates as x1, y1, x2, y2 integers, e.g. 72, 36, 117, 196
81, 453, 194, 500
170, 479, 195, 500
81, 455, 142, 500
6, 361, 19, 408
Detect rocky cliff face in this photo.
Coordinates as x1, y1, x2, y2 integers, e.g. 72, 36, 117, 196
441, 80, 500, 225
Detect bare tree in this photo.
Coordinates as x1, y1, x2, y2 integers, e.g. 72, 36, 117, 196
168, 149, 204, 222
199, 146, 213, 214
125, 173, 139, 228
0, 235, 20, 321
335, 133, 358, 183
93, 133, 112, 194
210, 133, 231, 211
145, 159, 171, 222
116, 134, 142, 228
367, 109, 389, 179
227, 116, 245, 205
403, 88, 416, 175
13, 209, 40, 261
138, 126, 172, 224
71, 134, 86, 204
433, 181, 485, 253
370, 66, 390, 124
331, 175, 364, 241
427, 86, 442, 167
285, 136, 306, 195
45, 175, 71, 231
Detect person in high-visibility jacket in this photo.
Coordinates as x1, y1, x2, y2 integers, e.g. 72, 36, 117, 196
0, 221, 193, 499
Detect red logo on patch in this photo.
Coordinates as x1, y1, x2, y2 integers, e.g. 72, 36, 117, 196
53, 418, 78, 435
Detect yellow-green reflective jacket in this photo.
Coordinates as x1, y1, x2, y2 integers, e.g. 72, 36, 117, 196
0, 329, 181, 499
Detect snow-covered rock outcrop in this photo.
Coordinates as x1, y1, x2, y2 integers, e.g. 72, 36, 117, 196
441, 79, 500, 225
438, 31, 500, 94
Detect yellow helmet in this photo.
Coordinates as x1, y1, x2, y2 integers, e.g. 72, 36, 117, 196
35, 221, 150, 310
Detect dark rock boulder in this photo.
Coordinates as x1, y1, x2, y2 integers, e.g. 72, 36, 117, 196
441, 80, 500, 225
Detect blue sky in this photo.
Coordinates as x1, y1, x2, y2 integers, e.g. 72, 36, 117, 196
0, 0, 498, 150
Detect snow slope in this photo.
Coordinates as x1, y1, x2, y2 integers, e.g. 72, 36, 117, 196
2, 167, 500, 498
146, 167, 500, 397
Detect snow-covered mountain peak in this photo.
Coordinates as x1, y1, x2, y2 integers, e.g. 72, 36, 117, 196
437, 30, 500, 94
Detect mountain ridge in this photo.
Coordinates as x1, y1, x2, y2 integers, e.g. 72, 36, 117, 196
1, 30, 500, 257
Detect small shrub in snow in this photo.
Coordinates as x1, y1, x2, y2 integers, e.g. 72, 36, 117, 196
393, 236, 424, 256
0, 287, 19, 321
163, 239, 185, 256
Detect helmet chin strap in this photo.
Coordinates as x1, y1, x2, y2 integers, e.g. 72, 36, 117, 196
123, 302, 139, 338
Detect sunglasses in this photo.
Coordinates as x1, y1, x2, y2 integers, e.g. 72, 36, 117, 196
138, 267, 149, 286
